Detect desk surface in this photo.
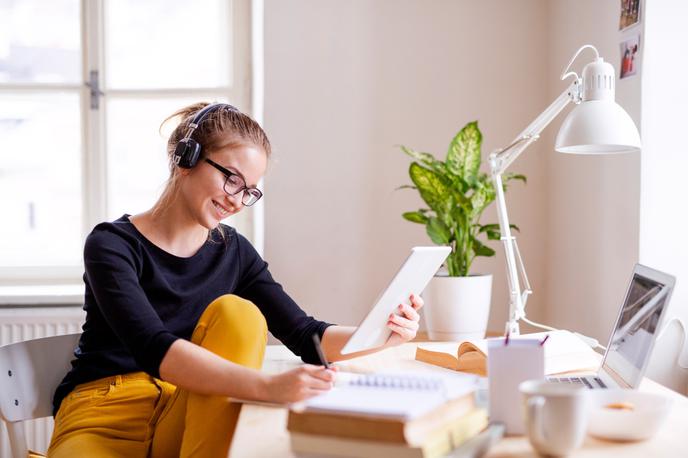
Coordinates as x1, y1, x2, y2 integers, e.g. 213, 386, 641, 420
229, 344, 688, 458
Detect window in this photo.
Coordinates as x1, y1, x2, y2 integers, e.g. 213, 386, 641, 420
0, 0, 255, 284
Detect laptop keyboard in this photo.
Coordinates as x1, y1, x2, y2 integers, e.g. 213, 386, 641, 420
548, 376, 607, 389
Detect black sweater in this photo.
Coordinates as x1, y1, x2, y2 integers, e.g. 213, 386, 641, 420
53, 215, 332, 414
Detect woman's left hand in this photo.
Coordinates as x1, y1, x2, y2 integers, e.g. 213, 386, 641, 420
385, 293, 424, 347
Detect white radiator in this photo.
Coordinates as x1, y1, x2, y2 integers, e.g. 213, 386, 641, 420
0, 307, 84, 458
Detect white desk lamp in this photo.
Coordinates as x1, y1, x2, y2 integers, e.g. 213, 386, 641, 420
489, 44, 642, 336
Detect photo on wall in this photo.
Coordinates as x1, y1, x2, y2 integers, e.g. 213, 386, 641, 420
619, 34, 641, 79
619, 0, 641, 30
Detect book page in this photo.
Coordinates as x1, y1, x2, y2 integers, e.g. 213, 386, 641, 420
416, 342, 460, 358
458, 340, 487, 356
416, 340, 488, 359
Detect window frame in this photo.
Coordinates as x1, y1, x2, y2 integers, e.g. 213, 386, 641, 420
0, 0, 259, 286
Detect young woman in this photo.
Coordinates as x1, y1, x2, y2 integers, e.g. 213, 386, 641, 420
47, 102, 424, 457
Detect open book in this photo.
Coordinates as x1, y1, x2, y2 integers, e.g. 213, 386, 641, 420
415, 330, 600, 376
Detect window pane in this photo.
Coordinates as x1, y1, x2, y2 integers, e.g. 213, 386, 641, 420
106, 97, 253, 239
0, 0, 81, 84
0, 93, 82, 266
104, 0, 231, 89
106, 98, 185, 220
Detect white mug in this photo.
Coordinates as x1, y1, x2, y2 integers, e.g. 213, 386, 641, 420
519, 380, 588, 456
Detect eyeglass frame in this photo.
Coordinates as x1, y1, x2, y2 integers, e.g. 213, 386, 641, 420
204, 158, 263, 207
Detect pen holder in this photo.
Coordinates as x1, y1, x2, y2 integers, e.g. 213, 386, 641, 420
487, 338, 545, 435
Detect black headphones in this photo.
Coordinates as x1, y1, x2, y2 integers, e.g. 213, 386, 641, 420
172, 103, 238, 169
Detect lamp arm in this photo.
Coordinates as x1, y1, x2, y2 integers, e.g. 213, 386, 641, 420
491, 80, 580, 174
489, 80, 580, 335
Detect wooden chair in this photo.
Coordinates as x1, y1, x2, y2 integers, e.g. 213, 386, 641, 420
0, 334, 80, 458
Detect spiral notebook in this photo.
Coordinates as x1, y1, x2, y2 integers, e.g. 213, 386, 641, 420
300, 371, 478, 420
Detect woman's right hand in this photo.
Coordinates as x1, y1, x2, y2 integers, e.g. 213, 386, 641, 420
262, 364, 336, 403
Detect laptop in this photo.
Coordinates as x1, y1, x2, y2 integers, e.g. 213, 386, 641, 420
549, 263, 675, 389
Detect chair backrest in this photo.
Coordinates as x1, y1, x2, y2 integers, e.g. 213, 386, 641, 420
0, 334, 80, 423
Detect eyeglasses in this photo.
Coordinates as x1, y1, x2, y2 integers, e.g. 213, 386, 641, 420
204, 158, 263, 207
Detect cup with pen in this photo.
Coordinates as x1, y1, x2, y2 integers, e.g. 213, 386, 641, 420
487, 332, 547, 436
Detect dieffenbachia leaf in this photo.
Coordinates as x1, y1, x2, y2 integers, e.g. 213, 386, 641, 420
472, 238, 496, 257
426, 217, 451, 244
402, 211, 429, 224
409, 162, 451, 213
446, 121, 482, 184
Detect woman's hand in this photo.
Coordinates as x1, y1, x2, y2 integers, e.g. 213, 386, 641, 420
385, 293, 424, 347
262, 365, 337, 403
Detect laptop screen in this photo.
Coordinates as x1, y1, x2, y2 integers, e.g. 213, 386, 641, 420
602, 269, 672, 388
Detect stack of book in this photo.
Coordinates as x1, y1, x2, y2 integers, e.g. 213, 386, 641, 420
287, 372, 487, 457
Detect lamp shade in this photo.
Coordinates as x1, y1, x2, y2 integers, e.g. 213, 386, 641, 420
555, 100, 641, 154
555, 57, 641, 154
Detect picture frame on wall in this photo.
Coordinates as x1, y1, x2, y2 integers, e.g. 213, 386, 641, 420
619, 0, 641, 30
619, 34, 641, 79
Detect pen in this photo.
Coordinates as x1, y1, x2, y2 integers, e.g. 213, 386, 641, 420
311, 333, 330, 369
504, 330, 510, 346
540, 334, 550, 346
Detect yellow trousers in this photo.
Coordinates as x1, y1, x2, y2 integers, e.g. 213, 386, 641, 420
47, 295, 268, 458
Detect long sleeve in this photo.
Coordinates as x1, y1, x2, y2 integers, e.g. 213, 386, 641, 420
54, 216, 333, 416
83, 230, 179, 377
233, 234, 334, 364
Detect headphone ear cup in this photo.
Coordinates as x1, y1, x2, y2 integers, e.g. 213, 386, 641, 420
173, 139, 202, 169
182, 140, 202, 168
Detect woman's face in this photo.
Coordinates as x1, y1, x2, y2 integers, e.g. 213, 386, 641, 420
179, 143, 268, 230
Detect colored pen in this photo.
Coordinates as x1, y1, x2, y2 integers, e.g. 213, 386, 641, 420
540, 334, 550, 346
311, 333, 330, 369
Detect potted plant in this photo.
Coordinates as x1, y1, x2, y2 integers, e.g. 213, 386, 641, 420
399, 121, 525, 340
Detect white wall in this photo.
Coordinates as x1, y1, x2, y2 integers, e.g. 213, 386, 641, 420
543, 0, 641, 347
544, 0, 688, 393
263, 0, 549, 334
262, 0, 687, 393
639, 0, 688, 393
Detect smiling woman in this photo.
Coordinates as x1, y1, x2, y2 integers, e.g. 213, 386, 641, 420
45, 102, 426, 457
151, 103, 270, 240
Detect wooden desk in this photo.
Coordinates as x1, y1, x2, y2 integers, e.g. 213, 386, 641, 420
229, 344, 688, 457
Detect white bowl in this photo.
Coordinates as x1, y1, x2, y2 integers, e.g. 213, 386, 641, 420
587, 389, 672, 441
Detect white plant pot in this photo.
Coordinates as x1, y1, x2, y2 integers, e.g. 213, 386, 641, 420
422, 274, 493, 341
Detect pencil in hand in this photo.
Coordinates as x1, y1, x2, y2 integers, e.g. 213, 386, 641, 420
311, 333, 330, 369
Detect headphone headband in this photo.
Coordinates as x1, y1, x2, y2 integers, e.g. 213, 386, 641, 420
173, 103, 238, 168
181, 103, 238, 140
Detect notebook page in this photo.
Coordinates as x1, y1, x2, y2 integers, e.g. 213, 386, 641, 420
303, 371, 477, 420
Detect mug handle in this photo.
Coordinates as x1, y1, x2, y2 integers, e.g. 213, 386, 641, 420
527, 395, 548, 446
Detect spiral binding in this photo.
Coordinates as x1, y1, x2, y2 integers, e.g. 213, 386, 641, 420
347, 373, 444, 391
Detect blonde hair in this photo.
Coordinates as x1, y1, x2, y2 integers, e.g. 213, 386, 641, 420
154, 102, 271, 216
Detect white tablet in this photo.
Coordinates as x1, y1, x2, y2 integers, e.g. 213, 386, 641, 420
340, 246, 451, 354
